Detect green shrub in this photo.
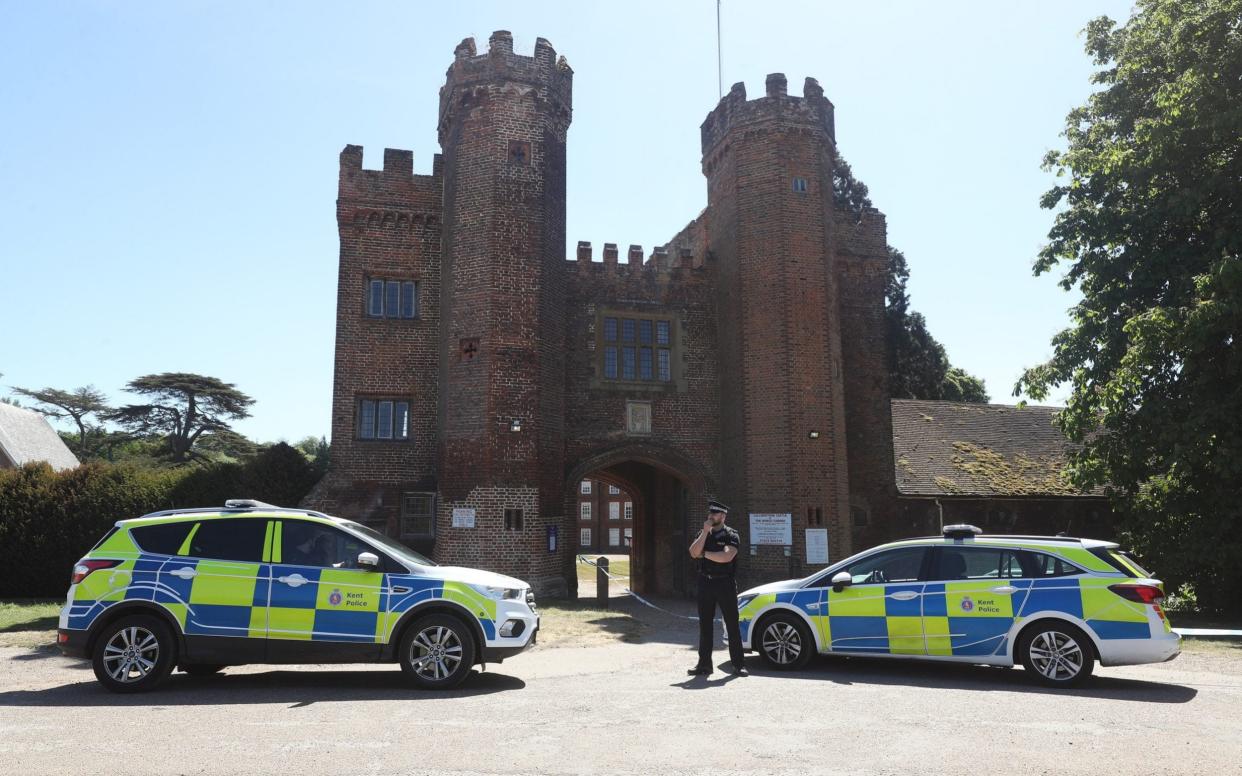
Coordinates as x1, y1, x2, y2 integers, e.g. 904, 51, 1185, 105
0, 447, 321, 598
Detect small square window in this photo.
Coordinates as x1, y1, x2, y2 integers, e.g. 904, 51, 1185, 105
624, 502, 633, 520
580, 528, 591, 546
580, 502, 592, 520
401, 492, 435, 538
609, 502, 620, 521
792, 177, 808, 193
580, 480, 592, 494
504, 509, 524, 531
608, 485, 620, 495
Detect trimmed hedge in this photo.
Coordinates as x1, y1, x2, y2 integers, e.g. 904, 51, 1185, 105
0, 443, 320, 598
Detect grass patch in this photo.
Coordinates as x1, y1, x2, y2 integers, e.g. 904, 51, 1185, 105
535, 600, 646, 647
0, 599, 60, 649
575, 555, 630, 586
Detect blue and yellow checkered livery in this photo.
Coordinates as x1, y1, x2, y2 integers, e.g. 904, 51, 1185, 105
737, 533, 1179, 670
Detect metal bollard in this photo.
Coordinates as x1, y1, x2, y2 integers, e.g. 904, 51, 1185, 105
597, 556, 609, 609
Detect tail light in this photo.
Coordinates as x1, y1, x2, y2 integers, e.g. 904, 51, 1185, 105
71, 559, 120, 585
1108, 583, 1164, 604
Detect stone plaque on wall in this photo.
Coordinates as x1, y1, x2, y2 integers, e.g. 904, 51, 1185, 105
626, 401, 652, 435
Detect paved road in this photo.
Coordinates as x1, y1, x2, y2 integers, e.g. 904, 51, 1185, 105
2, 612, 1240, 775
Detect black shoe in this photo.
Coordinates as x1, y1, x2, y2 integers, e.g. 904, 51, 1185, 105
687, 664, 712, 676
727, 661, 748, 675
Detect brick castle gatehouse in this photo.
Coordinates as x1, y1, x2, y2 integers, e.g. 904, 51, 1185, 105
304, 31, 1106, 597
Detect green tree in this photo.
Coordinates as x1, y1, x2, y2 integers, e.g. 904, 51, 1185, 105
11, 385, 116, 458
1017, 0, 1242, 613
293, 435, 331, 476
110, 373, 255, 464
884, 247, 990, 403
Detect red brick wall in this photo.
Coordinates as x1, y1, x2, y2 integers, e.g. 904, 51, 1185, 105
302, 145, 443, 536
702, 75, 854, 583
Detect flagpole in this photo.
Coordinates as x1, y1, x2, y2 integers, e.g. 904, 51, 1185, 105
717, 0, 723, 99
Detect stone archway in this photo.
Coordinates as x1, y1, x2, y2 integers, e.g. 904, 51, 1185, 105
564, 443, 708, 597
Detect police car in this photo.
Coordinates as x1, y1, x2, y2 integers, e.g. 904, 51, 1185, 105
736, 525, 1180, 686
57, 500, 539, 693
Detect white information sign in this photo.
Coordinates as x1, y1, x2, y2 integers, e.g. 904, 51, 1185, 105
451, 507, 476, 529
749, 513, 793, 546
805, 528, 829, 565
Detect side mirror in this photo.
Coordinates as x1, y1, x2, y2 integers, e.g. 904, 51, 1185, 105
357, 552, 380, 570
831, 571, 852, 592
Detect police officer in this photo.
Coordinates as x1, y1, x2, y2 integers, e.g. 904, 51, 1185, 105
687, 500, 747, 675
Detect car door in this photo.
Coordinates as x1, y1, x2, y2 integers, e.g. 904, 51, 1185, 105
821, 546, 929, 655
159, 517, 271, 663
267, 518, 390, 660
922, 545, 1024, 659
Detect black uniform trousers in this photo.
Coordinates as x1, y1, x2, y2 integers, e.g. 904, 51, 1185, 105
696, 574, 746, 667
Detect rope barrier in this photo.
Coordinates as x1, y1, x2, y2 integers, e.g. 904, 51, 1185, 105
575, 555, 715, 622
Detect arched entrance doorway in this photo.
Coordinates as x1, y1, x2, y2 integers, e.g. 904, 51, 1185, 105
564, 445, 706, 597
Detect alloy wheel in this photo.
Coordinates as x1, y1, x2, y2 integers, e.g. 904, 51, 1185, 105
102, 625, 160, 684
409, 624, 464, 682
1028, 630, 1084, 681
762, 621, 802, 665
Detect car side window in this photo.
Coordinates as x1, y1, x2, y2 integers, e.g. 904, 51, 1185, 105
931, 546, 1029, 581
131, 521, 196, 555
187, 518, 268, 562
281, 520, 393, 571
841, 548, 927, 585
1019, 550, 1083, 578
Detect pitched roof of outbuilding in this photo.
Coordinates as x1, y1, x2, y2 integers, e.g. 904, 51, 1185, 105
891, 399, 1103, 498
0, 402, 81, 472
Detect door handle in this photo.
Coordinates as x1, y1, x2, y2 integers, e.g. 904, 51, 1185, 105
889, 591, 919, 601
392, 586, 412, 594
990, 585, 1017, 595
278, 574, 308, 588
807, 602, 820, 610
170, 567, 197, 580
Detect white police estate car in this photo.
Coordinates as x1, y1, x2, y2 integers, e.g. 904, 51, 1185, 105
736, 525, 1180, 686
58, 500, 538, 692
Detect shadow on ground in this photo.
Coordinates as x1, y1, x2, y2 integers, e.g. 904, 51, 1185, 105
731, 654, 1199, 703
0, 667, 524, 708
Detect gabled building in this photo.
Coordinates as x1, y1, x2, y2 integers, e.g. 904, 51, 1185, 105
0, 402, 80, 472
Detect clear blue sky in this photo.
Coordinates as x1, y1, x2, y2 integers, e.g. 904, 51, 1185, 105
0, 0, 1135, 443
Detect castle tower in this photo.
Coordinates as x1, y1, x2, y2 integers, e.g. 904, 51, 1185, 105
701, 74, 854, 576
435, 32, 573, 590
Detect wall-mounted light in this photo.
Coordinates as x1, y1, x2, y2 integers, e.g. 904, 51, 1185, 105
808, 430, 820, 439
510, 418, 522, 432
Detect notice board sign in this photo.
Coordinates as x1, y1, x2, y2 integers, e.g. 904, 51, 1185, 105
749, 513, 793, 546
451, 507, 476, 529
805, 528, 829, 565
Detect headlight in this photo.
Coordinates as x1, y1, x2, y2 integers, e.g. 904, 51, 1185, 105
736, 595, 756, 610
469, 584, 523, 600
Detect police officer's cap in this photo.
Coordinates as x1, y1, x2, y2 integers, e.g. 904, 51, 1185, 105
707, 500, 729, 514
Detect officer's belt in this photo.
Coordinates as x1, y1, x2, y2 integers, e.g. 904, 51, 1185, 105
699, 572, 734, 580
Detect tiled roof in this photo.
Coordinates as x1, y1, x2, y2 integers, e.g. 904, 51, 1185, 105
891, 399, 1103, 498
0, 402, 81, 472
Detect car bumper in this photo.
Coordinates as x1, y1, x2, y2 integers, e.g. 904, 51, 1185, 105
1098, 630, 1181, 666
483, 603, 539, 663
57, 628, 89, 659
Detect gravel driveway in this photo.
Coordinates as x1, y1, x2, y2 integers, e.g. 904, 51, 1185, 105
2, 608, 1239, 775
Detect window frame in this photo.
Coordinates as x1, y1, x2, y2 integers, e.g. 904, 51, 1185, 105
400, 492, 436, 540
356, 396, 411, 441
594, 310, 677, 388
364, 276, 419, 320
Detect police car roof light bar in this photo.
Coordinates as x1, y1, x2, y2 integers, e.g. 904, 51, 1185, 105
942, 524, 982, 539
224, 499, 282, 510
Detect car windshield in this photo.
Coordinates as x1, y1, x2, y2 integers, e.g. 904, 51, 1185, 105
340, 521, 437, 567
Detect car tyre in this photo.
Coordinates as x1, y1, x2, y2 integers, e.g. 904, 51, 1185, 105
1018, 621, 1095, 687
91, 614, 176, 693
181, 664, 226, 677
398, 614, 476, 690
756, 612, 814, 671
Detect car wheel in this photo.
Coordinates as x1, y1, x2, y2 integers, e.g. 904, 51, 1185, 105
756, 613, 814, 670
181, 664, 226, 677
91, 615, 176, 693
398, 614, 476, 689
1019, 621, 1095, 687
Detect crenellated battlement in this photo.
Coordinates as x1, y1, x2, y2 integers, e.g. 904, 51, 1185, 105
700, 74, 835, 157
438, 30, 573, 143
568, 238, 712, 277
337, 145, 442, 224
